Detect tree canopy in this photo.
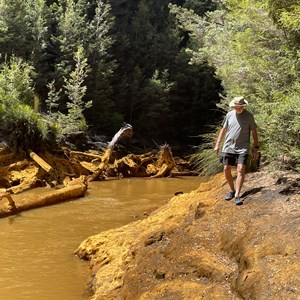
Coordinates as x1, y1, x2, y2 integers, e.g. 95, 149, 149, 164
0, 0, 298, 170
170, 0, 300, 171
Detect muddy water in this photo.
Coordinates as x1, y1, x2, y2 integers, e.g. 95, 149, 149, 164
0, 177, 204, 300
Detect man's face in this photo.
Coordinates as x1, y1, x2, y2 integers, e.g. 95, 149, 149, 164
234, 105, 244, 114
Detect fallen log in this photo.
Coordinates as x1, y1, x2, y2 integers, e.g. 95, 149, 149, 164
8, 159, 30, 171
79, 161, 98, 173
171, 171, 200, 176
150, 144, 175, 178
29, 151, 53, 173
88, 148, 112, 181
0, 176, 88, 218
150, 163, 170, 178
88, 123, 133, 181
6, 177, 46, 194
68, 150, 102, 162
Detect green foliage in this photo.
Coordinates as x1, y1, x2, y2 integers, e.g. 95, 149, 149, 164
171, 0, 300, 173
110, 0, 221, 142
267, 0, 300, 45
0, 0, 223, 150
183, 0, 218, 16
62, 45, 91, 135
54, 0, 90, 77
268, 0, 300, 29
45, 80, 61, 115
23, 0, 49, 58
2, 104, 48, 152
190, 126, 224, 176
0, 56, 36, 107
85, 0, 118, 134
138, 69, 173, 137
258, 85, 300, 170
0, 57, 49, 151
0, 0, 33, 58
88, 0, 115, 75
0, 0, 48, 66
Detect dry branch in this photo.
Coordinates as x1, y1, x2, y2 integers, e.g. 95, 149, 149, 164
7, 178, 45, 194
69, 150, 102, 161
88, 148, 112, 181
29, 151, 53, 173
0, 192, 17, 213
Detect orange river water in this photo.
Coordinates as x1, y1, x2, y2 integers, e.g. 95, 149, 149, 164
0, 177, 204, 300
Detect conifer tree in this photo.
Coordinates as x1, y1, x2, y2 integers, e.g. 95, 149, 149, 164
61, 45, 92, 134
138, 69, 173, 138
54, 0, 90, 78
85, 0, 120, 133
0, 0, 48, 64
45, 80, 61, 116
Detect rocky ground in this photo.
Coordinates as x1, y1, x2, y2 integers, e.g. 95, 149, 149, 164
74, 170, 300, 300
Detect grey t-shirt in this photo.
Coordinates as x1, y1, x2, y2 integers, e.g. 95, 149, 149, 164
222, 109, 257, 154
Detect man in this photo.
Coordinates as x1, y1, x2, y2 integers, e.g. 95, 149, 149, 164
214, 96, 259, 206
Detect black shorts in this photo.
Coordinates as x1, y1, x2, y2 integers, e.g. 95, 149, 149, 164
219, 152, 249, 166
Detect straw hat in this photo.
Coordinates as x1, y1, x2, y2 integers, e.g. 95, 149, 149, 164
229, 96, 249, 107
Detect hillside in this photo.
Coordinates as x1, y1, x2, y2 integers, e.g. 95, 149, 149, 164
75, 170, 300, 299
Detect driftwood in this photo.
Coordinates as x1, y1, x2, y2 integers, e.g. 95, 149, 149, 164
150, 144, 176, 178
87, 144, 193, 179
88, 123, 133, 181
8, 159, 29, 171
88, 148, 112, 181
68, 150, 102, 162
0, 176, 88, 218
29, 151, 53, 173
171, 171, 199, 176
79, 161, 98, 173
7, 178, 46, 194
57, 126, 184, 181
0, 122, 196, 205
112, 153, 155, 177
0, 193, 17, 213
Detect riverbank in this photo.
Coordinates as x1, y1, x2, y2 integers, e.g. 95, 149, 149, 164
74, 170, 300, 299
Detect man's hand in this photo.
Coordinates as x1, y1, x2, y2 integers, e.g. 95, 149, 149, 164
214, 128, 226, 155
214, 144, 220, 154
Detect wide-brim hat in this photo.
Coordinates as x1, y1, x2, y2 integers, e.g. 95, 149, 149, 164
229, 96, 248, 107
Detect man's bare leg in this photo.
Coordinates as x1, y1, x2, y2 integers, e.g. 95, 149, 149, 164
224, 165, 235, 192
235, 163, 245, 197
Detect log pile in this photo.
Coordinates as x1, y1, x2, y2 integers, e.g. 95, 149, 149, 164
0, 144, 196, 189
0, 141, 197, 217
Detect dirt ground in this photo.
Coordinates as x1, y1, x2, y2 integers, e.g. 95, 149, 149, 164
74, 170, 300, 300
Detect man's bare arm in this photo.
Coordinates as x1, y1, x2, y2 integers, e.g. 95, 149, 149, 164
214, 127, 227, 154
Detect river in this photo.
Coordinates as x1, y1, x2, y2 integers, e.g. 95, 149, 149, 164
0, 177, 204, 300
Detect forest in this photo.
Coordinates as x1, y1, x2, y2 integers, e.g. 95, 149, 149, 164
0, 0, 299, 172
